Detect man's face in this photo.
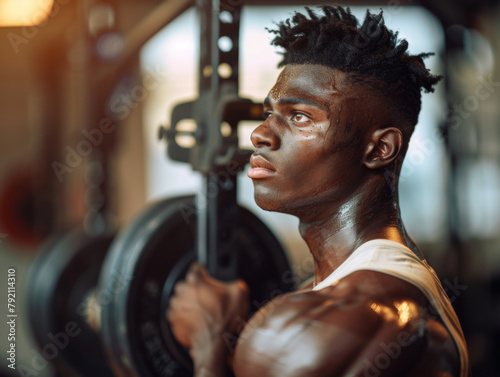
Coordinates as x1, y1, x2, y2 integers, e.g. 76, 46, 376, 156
248, 64, 369, 221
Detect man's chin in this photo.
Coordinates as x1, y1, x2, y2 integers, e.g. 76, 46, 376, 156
253, 192, 280, 213
253, 192, 294, 215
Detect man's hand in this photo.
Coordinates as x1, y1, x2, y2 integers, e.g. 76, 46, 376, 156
167, 263, 249, 376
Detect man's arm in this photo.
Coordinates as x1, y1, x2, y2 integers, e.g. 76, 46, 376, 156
233, 280, 429, 377
168, 267, 458, 377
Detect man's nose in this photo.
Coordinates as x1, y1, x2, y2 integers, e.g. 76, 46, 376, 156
250, 120, 280, 150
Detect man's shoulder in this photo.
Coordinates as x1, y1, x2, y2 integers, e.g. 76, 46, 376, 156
244, 270, 429, 330
233, 270, 459, 377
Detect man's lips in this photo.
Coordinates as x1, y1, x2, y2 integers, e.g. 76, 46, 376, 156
248, 154, 276, 179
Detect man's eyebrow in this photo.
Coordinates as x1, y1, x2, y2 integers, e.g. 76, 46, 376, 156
263, 96, 324, 110
263, 97, 272, 108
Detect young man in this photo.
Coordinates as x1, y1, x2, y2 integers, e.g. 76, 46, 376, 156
167, 6, 470, 377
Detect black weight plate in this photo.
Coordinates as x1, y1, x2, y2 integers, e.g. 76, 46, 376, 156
27, 229, 115, 377
98, 195, 294, 377
98, 195, 192, 377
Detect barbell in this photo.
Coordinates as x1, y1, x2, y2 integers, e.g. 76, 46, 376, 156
28, 195, 295, 377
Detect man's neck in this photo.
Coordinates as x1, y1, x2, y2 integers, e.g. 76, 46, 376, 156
297, 182, 413, 284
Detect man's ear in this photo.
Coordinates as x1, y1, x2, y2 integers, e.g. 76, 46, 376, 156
363, 127, 403, 169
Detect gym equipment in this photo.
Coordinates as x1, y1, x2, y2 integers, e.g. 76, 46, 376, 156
96, 1, 294, 374
27, 0, 120, 371
158, 0, 263, 280
27, 154, 116, 376
28, 197, 292, 377
98, 195, 293, 377
99, 1, 294, 375
28, 1, 296, 377
28, 230, 115, 377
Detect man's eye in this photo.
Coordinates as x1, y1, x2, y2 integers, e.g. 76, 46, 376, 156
291, 113, 309, 123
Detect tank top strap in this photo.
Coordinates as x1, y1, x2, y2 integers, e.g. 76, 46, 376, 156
312, 239, 470, 377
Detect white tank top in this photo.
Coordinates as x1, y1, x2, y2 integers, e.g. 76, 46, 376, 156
312, 239, 470, 377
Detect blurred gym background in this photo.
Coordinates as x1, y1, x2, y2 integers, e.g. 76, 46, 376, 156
0, 0, 499, 375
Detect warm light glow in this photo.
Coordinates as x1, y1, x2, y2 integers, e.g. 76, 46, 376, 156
0, 0, 54, 27
394, 301, 418, 327
370, 301, 419, 327
370, 302, 398, 322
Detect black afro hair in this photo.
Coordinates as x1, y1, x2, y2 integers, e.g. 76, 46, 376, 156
267, 5, 443, 132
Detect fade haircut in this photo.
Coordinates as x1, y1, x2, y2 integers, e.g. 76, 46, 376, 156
267, 5, 443, 140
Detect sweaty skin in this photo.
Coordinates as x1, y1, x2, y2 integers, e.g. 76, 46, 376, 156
167, 64, 461, 377
234, 272, 459, 377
